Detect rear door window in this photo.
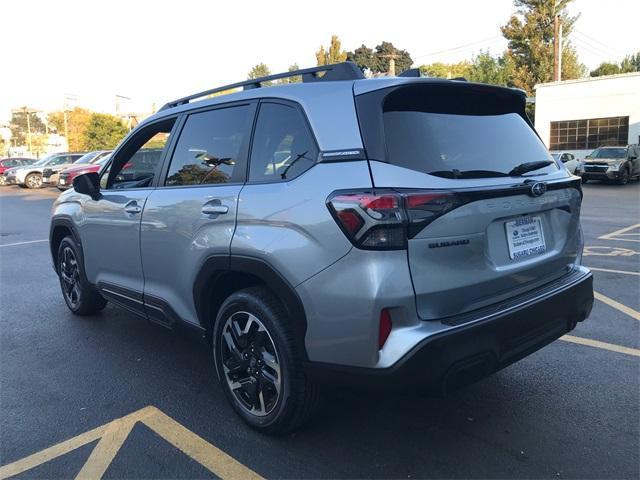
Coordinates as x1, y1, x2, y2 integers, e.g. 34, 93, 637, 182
249, 102, 318, 182
165, 105, 252, 186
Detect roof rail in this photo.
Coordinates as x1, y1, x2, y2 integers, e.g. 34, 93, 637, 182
159, 62, 364, 111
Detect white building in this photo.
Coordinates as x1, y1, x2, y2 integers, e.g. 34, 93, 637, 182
534, 72, 640, 159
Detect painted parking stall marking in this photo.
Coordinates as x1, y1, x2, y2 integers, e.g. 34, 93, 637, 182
598, 223, 640, 242
0, 406, 262, 480
0, 239, 48, 248
561, 335, 640, 357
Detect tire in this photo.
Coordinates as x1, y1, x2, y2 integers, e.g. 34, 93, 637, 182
617, 168, 629, 185
57, 236, 107, 315
25, 173, 42, 189
213, 286, 320, 434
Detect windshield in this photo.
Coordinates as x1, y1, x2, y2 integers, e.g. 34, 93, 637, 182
383, 111, 558, 178
73, 152, 100, 164
591, 147, 626, 159
32, 155, 55, 166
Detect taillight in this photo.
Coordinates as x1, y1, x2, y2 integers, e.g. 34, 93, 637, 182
327, 190, 460, 250
328, 192, 407, 249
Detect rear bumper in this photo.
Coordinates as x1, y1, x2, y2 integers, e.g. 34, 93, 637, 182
306, 267, 593, 392
43, 174, 59, 184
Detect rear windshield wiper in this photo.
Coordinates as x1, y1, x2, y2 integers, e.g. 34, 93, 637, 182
429, 169, 508, 179
508, 160, 554, 177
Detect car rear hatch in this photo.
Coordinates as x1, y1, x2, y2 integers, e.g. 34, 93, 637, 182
354, 80, 583, 320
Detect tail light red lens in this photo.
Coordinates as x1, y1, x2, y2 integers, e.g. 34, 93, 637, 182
327, 190, 459, 250
379, 309, 392, 349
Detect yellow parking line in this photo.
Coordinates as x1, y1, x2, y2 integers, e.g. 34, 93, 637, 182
561, 335, 640, 357
594, 291, 640, 321
0, 406, 262, 480
143, 407, 262, 480
587, 266, 640, 276
599, 223, 640, 242
74, 416, 137, 480
0, 425, 107, 479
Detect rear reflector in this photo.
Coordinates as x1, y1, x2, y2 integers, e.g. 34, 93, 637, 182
327, 189, 459, 250
379, 309, 392, 349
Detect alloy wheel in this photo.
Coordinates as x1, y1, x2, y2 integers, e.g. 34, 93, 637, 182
27, 175, 42, 188
60, 246, 81, 308
619, 170, 629, 185
221, 311, 281, 417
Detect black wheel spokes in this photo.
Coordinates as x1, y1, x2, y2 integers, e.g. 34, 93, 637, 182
221, 312, 281, 417
60, 247, 80, 307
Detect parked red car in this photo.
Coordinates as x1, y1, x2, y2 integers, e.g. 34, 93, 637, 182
0, 157, 36, 186
57, 153, 111, 190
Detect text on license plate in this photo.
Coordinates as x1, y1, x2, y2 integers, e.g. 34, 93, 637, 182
505, 216, 546, 260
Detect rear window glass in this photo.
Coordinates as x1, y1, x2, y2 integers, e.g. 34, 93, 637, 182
364, 84, 558, 179
383, 111, 557, 178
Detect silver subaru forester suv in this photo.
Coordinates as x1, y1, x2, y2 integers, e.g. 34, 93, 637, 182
50, 62, 594, 433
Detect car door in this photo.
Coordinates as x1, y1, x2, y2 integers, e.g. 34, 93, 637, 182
78, 117, 177, 313
140, 102, 256, 327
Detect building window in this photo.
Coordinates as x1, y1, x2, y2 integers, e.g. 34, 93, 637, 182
549, 116, 629, 151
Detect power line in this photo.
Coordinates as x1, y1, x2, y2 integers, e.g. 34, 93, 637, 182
572, 37, 620, 62
413, 35, 504, 60
573, 29, 626, 57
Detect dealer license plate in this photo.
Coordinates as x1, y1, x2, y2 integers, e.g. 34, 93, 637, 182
505, 216, 546, 260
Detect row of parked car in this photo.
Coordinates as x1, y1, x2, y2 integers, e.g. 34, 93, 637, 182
2, 145, 638, 191
552, 145, 640, 185
0, 151, 111, 189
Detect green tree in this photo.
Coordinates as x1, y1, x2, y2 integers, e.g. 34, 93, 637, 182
279, 63, 302, 84
420, 61, 471, 79
375, 42, 413, 74
83, 113, 128, 150
9, 109, 46, 146
247, 63, 272, 86
316, 35, 347, 66
501, 0, 586, 94
468, 51, 516, 85
347, 44, 377, 72
47, 107, 92, 151
347, 41, 413, 74
590, 62, 621, 77
620, 51, 640, 72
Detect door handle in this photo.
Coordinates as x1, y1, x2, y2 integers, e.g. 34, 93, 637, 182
201, 204, 229, 215
124, 201, 142, 214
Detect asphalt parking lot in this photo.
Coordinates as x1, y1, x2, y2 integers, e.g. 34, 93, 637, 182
1, 181, 638, 479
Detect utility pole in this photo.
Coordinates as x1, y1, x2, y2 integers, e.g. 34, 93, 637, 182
63, 94, 77, 149
380, 53, 399, 76
553, 14, 563, 81
13, 107, 39, 154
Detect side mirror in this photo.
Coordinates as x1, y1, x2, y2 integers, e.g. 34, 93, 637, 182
629, 155, 638, 160
585, 155, 592, 159
73, 172, 101, 200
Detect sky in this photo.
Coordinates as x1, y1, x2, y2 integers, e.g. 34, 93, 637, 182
1, 0, 638, 123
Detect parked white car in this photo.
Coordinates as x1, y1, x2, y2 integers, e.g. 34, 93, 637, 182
552, 152, 580, 175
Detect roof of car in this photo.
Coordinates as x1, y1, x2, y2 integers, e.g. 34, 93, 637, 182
137, 62, 526, 152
